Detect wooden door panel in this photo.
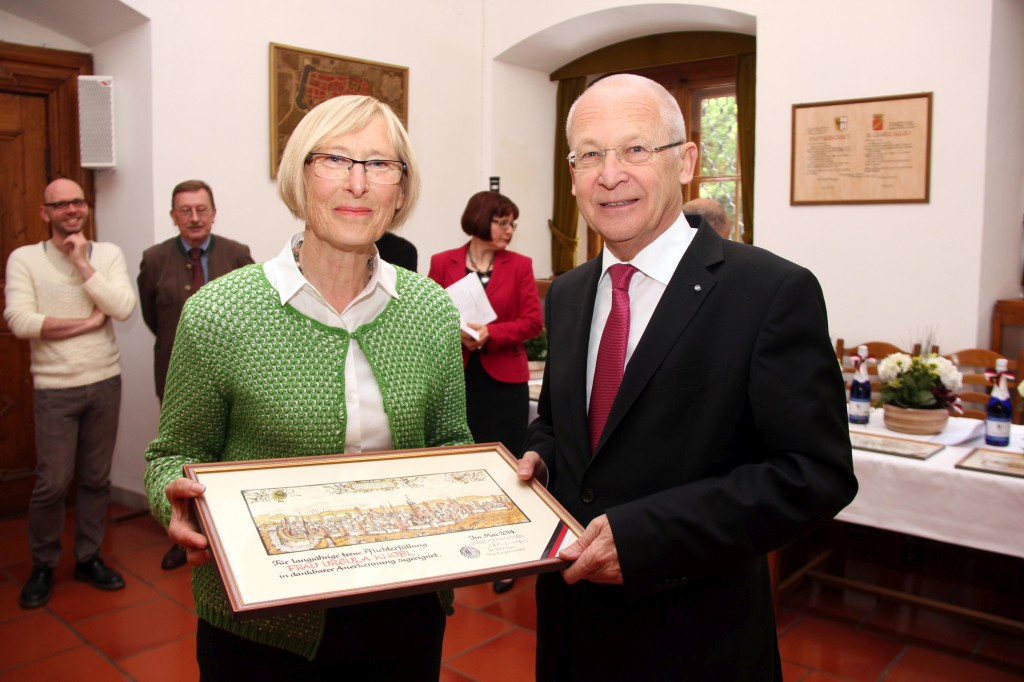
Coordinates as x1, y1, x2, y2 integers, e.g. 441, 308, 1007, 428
0, 92, 50, 516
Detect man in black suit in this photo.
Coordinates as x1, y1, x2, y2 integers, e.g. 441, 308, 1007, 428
138, 179, 253, 569
518, 74, 857, 680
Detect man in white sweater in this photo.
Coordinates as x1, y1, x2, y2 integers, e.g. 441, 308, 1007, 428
4, 178, 137, 609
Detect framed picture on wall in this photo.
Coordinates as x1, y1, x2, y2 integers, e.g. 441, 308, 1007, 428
791, 92, 932, 205
269, 43, 409, 178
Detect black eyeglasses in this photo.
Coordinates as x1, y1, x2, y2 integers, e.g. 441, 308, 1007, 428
43, 199, 88, 211
306, 152, 407, 185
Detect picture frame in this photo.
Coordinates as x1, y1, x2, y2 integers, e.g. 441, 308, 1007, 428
956, 447, 1024, 479
184, 443, 581, 620
791, 92, 932, 205
849, 431, 944, 460
268, 43, 409, 178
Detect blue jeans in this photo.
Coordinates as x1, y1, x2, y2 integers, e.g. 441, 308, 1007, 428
28, 375, 121, 568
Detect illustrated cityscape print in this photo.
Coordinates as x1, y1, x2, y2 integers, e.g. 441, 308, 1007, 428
242, 469, 529, 555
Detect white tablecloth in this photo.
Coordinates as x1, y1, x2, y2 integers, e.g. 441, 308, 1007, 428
840, 409, 1024, 558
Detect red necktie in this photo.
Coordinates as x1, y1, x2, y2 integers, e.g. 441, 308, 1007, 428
589, 263, 638, 451
189, 247, 205, 296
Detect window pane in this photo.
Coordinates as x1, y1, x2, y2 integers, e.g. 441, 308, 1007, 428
698, 181, 742, 239
699, 95, 738, 177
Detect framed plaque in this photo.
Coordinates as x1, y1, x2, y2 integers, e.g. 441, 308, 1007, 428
184, 443, 581, 619
956, 447, 1024, 479
849, 431, 944, 460
791, 92, 932, 204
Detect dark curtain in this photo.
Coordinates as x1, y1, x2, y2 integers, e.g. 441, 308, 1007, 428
736, 53, 756, 244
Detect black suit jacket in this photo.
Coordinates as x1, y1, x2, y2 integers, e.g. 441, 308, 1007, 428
525, 218, 857, 681
138, 235, 254, 400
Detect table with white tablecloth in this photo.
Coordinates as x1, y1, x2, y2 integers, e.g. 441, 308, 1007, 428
841, 409, 1024, 559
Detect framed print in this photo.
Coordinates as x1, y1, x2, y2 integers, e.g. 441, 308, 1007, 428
849, 431, 944, 460
269, 43, 409, 177
956, 447, 1024, 479
184, 444, 581, 620
791, 92, 932, 204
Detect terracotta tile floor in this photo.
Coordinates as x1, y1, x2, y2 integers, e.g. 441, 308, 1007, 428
0, 508, 1021, 681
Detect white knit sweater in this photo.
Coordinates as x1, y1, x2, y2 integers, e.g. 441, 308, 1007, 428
4, 240, 136, 389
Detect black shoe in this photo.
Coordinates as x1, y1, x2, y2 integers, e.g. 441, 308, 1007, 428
73, 556, 125, 591
493, 578, 516, 594
161, 544, 187, 570
19, 566, 55, 609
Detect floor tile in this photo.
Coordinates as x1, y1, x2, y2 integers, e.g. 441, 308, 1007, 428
0, 645, 128, 682
441, 603, 512, 660
481, 583, 537, 629
780, 658, 810, 681
117, 632, 198, 682
49, 568, 160, 623
74, 597, 196, 660
0, 612, 82, 671
883, 645, 1024, 682
439, 666, 477, 682
778, 616, 904, 681
117, 541, 184, 584
445, 628, 536, 682
148, 570, 196, 610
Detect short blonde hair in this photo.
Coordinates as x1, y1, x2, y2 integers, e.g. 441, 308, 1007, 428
278, 95, 420, 229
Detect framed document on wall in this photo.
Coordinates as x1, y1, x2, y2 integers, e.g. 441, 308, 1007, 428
791, 92, 932, 205
185, 444, 581, 619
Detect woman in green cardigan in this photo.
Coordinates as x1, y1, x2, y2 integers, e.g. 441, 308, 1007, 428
144, 95, 472, 679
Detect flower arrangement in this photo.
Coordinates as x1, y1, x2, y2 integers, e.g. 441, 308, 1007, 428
876, 353, 963, 412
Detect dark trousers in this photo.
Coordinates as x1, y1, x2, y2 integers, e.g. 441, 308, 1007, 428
29, 375, 121, 567
197, 593, 446, 681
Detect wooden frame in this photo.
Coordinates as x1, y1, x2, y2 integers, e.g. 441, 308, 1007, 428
849, 431, 944, 460
268, 43, 409, 177
791, 93, 932, 205
184, 443, 581, 619
957, 447, 1024, 479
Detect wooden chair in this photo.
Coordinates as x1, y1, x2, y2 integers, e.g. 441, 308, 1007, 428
834, 340, 931, 393
945, 348, 1021, 421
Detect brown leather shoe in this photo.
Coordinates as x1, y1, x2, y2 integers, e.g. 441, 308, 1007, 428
19, 566, 55, 609
73, 556, 125, 591
161, 544, 187, 570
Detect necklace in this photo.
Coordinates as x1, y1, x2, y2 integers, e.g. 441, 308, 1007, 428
292, 239, 375, 280
468, 248, 495, 285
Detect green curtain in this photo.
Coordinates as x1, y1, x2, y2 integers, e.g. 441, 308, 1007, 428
736, 53, 756, 244
549, 77, 586, 275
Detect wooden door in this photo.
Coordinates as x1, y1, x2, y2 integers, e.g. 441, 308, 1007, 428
0, 93, 49, 516
0, 43, 93, 518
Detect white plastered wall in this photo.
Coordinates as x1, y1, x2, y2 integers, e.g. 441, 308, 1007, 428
2, 0, 1023, 502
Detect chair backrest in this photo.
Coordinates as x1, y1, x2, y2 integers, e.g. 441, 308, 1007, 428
945, 348, 1020, 421
835, 340, 932, 393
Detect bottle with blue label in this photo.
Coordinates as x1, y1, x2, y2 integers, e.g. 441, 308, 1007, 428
848, 345, 872, 425
984, 358, 1013, 447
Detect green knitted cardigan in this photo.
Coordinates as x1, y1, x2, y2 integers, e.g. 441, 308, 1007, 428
144, 263, 472, 660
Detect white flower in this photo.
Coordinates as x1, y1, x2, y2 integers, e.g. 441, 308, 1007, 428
877, 353, 913, 382
928, 355, 963, 391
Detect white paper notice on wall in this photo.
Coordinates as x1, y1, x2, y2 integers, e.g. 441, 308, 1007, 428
445, 273, 497, 340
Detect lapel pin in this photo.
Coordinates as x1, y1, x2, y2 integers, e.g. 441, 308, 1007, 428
693, 284, 702, 292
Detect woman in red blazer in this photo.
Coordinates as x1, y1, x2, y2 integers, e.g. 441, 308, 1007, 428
430, 192, 544, 586
429, 191, 543, 448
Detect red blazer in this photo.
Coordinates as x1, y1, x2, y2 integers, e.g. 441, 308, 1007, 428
428, 242, 543, 383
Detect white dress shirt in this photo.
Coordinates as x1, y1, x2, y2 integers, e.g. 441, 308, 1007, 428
586, 214, 697, 408
263, 232, 396, 452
